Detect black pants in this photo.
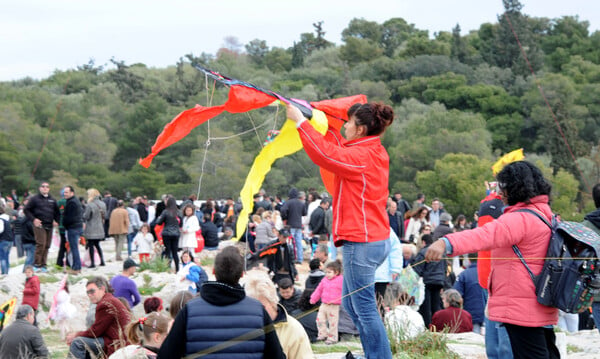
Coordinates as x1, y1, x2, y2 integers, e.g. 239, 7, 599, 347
375, 282, 388, 318
86, 239, 105, 266
163, 235, 180, 272
418, 284, 443, 327
56, 231, 69, 267
504, 323, 560, 359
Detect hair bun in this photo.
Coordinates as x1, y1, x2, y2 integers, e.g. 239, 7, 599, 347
371, 102, 394, 127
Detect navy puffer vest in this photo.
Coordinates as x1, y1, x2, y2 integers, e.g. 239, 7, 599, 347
185, 295, 265, 358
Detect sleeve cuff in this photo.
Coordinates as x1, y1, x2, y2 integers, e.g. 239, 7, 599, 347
296, 118, 307, 127
442, 237, 453, 255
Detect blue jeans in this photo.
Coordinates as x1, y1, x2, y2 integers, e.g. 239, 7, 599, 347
342, 239, 391, 359
0, 241, 12, 274
328, 235, 337, 260
127, 230, 137, 256
22, 243, 35, 270
592, 302, 600, 334
66, 227, 83, 271
485, 316, 513, 359
69, 336, 104, 358
290, 227, 304, 262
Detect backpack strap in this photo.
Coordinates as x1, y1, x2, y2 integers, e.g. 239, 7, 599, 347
511, 209, 553, 282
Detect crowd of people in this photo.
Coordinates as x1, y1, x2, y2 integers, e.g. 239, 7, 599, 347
2, 173, 600, 358
1, 100, 600, 359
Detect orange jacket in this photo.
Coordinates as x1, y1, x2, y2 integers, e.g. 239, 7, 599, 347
297, 121, 389, 245
447, 195, 558, 327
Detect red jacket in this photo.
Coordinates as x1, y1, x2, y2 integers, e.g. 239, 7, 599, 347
76, 293, 132, 356
430, 306, 473, 333
22, 275, 40, 310
446, 195, 558, 327
297, 121, 389, 245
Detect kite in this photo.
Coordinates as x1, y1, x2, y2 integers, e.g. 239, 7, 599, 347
491, 148, 524, 175
140, 65, 367, 239
0, 297, 17, 331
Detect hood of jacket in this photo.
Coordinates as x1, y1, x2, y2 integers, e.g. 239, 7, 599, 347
584, 208, 600, 228
288, 188, 298, 199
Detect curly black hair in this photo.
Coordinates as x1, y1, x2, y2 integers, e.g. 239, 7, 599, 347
496, 161, 552, 206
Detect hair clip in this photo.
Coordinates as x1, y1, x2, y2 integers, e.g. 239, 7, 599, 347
138, 316, 147, 331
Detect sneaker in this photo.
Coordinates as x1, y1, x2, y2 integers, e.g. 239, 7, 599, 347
344, 352, 365, 359
40, 267, 48, 273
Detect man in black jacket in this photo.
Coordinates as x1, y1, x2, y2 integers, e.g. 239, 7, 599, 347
309, 198, 331, 255
200, 213, 219, 249
280, 188, 306, 263
63, 186, 83, 274
157, 246, 286, 359
267, 228, 298, 284
24, 181, 60, 272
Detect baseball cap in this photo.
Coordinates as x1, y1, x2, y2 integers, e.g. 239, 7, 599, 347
123, 258, 140, 270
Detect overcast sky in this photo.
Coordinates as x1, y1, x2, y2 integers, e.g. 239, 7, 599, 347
1, 0, 598, 81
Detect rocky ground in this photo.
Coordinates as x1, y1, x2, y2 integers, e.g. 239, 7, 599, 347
2, 238, 600, 358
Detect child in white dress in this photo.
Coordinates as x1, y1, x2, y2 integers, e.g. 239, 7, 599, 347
49, 276, 76, 339
134, 223, 154, 263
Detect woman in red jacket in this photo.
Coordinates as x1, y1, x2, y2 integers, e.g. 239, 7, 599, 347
288, 103, 394, 359
426, 161, 559, 359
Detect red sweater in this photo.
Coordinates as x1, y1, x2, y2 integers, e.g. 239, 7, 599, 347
22, 275, 40, 310
297, 121, 390, 244
76, 293, 132, 356
430, 307, 473, 333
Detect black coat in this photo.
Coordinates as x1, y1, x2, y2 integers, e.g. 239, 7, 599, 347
413, 246, 447, 286
200, 221, 219, 248
63, 196, 83, 229
309, 206, 328, 235
24, 194, 60, 227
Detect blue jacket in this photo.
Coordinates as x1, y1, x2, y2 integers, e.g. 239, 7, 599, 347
454, 263, 487, 324
157, 282, 285, 359
375, 232, 403, 283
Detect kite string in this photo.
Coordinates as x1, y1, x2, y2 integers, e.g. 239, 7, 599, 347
503, 13, 591, 193
196, 76, 217, 200
246, 112, 264, 148
209, 119, 271, 141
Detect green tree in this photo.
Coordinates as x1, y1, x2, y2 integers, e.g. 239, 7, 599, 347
264, 47, 292, 73
416, 154, 493, 217
0, 133, 21, 193
450, 24, 469, 63
108, 59, 146, 103
340, 37, 383, 66
542, 16, 593, 71
381, 18, 426, 57
385, 99, 493, 186
522, 73, 589, 175
245, 39, 269, 66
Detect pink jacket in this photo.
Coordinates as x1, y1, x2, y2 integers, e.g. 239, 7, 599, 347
446, 195, 558, 327
310, 275, 343, 305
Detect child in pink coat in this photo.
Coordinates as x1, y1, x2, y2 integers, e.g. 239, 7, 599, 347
310, 260, 343, 344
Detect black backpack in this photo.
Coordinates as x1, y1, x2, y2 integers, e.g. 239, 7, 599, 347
0, 218, 14, 242
513, 209, 600, 313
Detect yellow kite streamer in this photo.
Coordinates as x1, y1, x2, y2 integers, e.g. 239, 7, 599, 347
235, 109, 328, 240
